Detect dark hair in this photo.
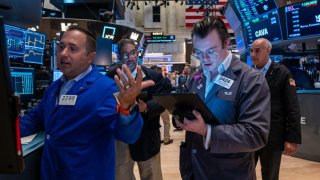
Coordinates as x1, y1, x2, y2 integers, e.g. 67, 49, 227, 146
66, 25, 97, 53
150, 65, 162, 73
191, 16, 230, 48
117, 39, 137, 53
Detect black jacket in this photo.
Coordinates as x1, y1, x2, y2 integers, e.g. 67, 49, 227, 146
265, 61, 301, 150
129, 66, 172, 161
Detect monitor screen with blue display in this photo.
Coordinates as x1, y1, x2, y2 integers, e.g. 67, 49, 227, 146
224, 0, 242, 31
269, 55, 283, 63
234, 0, 278, 22
243, 10, 283, 46
10, 67, 35, 102
285, 0, 320, 39
5, 24, 46, 65
53, 69, 63, 81
234, 27, 247, 54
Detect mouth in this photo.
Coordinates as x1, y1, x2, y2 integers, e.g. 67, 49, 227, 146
60, 59, 71, 65
126, 60, 135, 65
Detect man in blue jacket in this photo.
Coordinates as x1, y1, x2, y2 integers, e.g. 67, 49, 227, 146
20, 25, 151, 180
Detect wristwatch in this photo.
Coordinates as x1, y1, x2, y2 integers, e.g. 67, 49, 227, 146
117, 104, 138, 116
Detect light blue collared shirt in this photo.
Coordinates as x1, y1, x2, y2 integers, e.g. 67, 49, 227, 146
203, 52, 232, 98
256, 58, 271, 76
59, 66, 93, 98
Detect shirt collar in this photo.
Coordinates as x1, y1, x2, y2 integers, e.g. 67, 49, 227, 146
255, 58, 271, 76
61, 65, 93, 83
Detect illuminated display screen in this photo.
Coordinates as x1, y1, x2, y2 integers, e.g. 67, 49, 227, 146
243, 10, 283, 45
10, 67, 35, 102
145, 35, 175, 43
234, 27, 246, 54
234, 0, 278, 22
102, 25, 116, 40
269, 55, 283, 63
285, 0, 320, 39
53, 69, 63, 81
5, 24, 46, 64
224, 1, 241, 31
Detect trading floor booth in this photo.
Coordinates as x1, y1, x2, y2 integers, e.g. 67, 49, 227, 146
293, 90, 320, 162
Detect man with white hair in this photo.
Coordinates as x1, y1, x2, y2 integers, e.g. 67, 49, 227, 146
251, 38, 301, 180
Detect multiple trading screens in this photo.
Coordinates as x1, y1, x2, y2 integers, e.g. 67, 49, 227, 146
4, 24, 46, 65
225, 0, 320, 53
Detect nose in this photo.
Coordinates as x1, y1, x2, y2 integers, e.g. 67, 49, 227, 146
59, 47, 68, 58
202, 52, 211, 61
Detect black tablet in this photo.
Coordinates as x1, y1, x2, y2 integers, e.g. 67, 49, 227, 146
152, 93, 220, 125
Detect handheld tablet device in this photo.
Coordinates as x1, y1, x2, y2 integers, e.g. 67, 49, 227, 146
153, 93, 220, 125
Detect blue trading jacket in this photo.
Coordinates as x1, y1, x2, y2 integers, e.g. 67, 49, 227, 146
20, 67, 143, 180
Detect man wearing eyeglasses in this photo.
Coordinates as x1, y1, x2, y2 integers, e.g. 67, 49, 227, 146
175, 16, 271, 180
114, 39, 172, 180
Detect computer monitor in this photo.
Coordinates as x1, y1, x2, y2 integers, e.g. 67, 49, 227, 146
112, 44, 119, 63
285, 0, 320, 39
243, 9, 283, 46
234, 0, 278, 22
53, 69, 63, 81
234, 27, 247, 54
224, 0, 242, 31
10, 67, 35, 102
4, 24, 46, 65
269, 55, 284, 63
0, 17, 24, 173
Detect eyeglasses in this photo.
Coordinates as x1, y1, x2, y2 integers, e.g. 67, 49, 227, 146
119, 49, 137, 59
192, 48, 216, 60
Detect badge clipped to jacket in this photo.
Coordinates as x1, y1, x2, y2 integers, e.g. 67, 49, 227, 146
58, 95, 78, 106
214, 75, 234, 89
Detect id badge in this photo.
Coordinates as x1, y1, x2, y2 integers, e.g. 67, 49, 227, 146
215, 75, 234, 89
59, 95, 78, 106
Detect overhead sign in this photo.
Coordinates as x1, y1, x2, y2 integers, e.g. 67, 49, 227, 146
145, 35, 176, 43
151, 32, 163, 36
102, 26, 116, 40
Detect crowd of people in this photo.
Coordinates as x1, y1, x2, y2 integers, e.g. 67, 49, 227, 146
20, 15, 301, 180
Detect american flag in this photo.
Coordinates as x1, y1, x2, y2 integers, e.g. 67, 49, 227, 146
185, 0, 232, 33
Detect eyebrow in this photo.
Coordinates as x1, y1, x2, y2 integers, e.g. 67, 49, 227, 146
59, 41, 77, 47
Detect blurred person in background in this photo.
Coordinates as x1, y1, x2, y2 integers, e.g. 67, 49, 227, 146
115, 39, 172, 180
